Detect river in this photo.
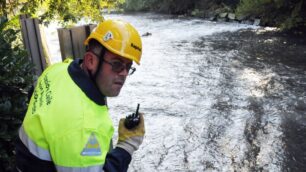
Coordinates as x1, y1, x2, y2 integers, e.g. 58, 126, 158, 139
46, 13, 306, 172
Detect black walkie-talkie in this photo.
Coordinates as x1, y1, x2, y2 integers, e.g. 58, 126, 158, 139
124, 104, 140, 129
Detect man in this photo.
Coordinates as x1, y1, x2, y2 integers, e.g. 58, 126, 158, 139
15, 19, 145, 172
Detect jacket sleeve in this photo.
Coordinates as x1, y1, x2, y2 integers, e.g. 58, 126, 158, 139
15, 137, 56, 172
103, 147, 132, 172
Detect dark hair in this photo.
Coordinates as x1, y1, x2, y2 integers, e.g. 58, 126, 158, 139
87, 39, 104, 57
86, 39, 107, 81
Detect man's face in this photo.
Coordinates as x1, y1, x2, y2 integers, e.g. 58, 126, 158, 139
96, 51, 133, 97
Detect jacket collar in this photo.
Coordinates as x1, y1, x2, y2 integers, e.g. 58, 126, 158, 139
68, 58, 107, 106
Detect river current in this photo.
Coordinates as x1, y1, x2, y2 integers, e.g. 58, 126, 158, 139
46, 13, 306, 172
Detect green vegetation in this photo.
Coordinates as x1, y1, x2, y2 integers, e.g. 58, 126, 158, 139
123, 0, 239, 14
123, 0, 306, 31
236, 0, 306, 30
0, 17, 34, 171
1, 0, 124, 24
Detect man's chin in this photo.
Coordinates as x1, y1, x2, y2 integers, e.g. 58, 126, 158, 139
105, 89, 121, 97
107, 93, 120, 97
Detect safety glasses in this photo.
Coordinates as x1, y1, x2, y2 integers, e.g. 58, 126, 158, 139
103, 59, 136, 75
91, 51, 136, 75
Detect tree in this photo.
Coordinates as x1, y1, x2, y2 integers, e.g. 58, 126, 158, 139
0, 0, 124, 24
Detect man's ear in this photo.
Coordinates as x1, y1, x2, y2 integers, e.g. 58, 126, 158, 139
83, 52, 98, 71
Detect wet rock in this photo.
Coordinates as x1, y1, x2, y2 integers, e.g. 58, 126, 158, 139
236, 15, 247, 21
253, 19, 261, 26
207, 11, 217, 21
191, 9, 200, 16
209, 16, 216, 21
142, 32, 152, 37
219, 12, 228, 18
228, 13, 236, 20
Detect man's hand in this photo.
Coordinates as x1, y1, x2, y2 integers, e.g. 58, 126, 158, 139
116, 113, 145, 155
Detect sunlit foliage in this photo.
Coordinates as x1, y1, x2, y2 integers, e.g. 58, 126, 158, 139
0, 0, 125, 24
236, 0, 306, 30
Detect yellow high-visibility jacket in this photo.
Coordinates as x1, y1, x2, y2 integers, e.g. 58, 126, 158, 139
17, 59, 131, 172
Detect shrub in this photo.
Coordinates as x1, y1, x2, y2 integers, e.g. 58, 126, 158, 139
236, 0, 306, 30
0, 16, 34, 172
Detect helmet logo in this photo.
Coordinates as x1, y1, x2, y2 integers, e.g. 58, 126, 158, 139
103, 31, 113, 42
131, 43, 142, 52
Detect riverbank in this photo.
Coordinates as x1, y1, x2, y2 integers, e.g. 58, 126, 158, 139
105, 10, 306, 38
121, 0, 306, 35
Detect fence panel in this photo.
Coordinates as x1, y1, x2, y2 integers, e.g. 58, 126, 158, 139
20, 16, 49, 76
57, 24, 96, 61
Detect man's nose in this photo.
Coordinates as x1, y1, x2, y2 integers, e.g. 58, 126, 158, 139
118, 67, 129, 76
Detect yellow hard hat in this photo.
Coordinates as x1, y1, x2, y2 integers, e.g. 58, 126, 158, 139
84, 19, 142, 65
